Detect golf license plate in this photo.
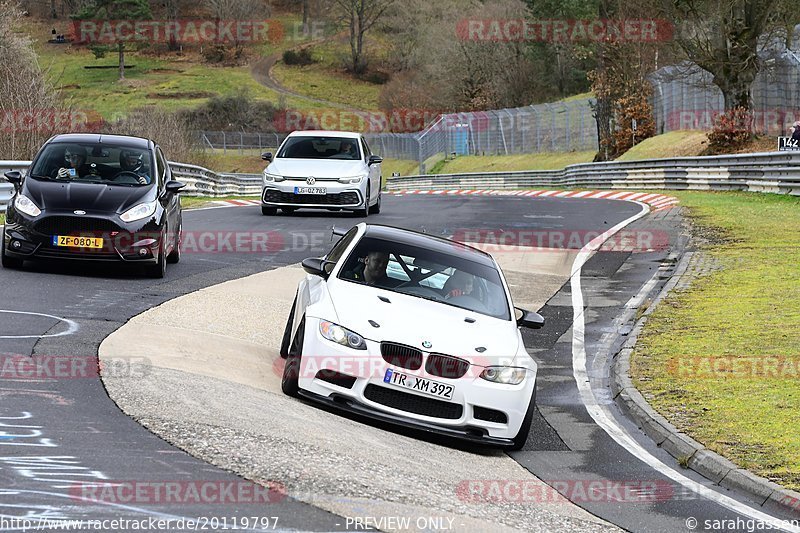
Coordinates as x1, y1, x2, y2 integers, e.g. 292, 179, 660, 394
294, 186, 326, 194
383, 369, 454, 400
53, 235, 104, 249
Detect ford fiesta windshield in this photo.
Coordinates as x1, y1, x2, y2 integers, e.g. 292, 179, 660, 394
28, 142, 155, 186
339, 237, 511, 320
276, 136, 362, 160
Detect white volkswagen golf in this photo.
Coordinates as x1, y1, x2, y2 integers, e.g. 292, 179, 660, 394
261, 131, 382, 216
280, 223, 545, 449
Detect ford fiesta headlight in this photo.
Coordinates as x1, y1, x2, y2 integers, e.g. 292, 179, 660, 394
120, 201, 157, 223
263, 172, 285, 183
14, 194, 41, 217
319, 320, 367, 350
337, 175, 365, 184
479, 366, 527, 385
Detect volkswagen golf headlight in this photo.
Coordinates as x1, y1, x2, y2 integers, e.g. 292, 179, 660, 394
319, 320, 367, 350
337, 175, 365, 184
479, 366, 527, 385
263, 172, 285, 183
120, 201, 157, 223
14, 194, 41, 217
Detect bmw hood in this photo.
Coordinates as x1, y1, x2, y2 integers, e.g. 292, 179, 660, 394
24, 178, 154, 214
267, 159, 367, 180
325, 281, 523, 367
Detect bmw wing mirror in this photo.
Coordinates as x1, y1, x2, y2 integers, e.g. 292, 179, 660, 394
368, 155, 383, 166
261, 152, 273, 162
302, 257, 332, 279
515, 308, 544, 329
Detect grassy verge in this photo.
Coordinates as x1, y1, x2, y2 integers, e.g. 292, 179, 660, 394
432, 151, 596, 174
630, 191, 800, 490
617, 131, 709, 161
180, 196, 257, 210
271, 38, 383, 110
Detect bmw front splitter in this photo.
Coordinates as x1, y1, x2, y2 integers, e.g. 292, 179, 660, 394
297, 389, 517, 448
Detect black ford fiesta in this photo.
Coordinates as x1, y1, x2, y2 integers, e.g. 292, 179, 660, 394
1, 133, 184, 278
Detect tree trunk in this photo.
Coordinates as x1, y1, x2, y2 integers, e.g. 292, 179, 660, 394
302, 0, 309, 35
717, 74, 755, 111
118, 42, 125, 80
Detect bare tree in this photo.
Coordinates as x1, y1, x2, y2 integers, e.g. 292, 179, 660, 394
660, 0, 788, 111
332, 0, 395, 74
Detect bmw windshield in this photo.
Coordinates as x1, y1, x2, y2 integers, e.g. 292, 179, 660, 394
29, 142, 155, 186
338, 237, 511, 320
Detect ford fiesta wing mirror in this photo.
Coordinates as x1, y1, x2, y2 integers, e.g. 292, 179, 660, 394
4, 171, 22, 185
515, 308, 544, 329
165, 180, 185, 194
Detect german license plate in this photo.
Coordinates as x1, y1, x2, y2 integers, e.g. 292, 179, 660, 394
383, 369, 454, 400
294, 187, 326, 194
53, 236, 104, 249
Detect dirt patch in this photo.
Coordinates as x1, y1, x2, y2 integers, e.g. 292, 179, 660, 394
150, 68, 184, 74
147, 91, 215, 99
61, 84, 81, 89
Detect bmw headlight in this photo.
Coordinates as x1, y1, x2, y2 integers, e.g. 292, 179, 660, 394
479, 366, 527, 385
120, 201, 157, 223
337, 175, 365, 184
14, 194, 41, 217
319, 320, 367, 350
263, 172, 285, 183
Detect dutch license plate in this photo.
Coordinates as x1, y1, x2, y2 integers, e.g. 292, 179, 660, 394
383, 369, 454, 400
53, 235, 104, 249
294, 186, 326, 195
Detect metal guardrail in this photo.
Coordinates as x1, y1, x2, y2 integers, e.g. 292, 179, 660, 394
386, 151, 800, 196
4, 150, 800, 213
0, 161, 264, 212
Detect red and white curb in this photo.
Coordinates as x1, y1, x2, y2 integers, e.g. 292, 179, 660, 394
392, 189, 679, 211
211, 199, 261, 207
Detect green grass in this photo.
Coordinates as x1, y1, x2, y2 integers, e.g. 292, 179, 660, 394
432, 151, 596, 174
630, 191, 800, 490
381, 159, 419, 178
271, 38, 382, 110
616, 131, 709, 161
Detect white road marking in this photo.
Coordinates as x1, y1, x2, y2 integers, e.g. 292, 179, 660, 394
569, 202, 800, 532
0, 311, 78, 339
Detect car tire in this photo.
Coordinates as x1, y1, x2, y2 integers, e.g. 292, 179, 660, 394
355, 185, 370, 217
166, 219, 181, 264
279, 294, 297, 359
146, 231, 167, 279
281, 316, 305, 397
262, 205, 277, 216
281, 207, 296, 215
509, 388, 536, 451
1, 236, 23, 269
369, 190, 381, 214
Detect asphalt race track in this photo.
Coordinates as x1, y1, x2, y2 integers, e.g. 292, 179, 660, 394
1, 194, 799, 532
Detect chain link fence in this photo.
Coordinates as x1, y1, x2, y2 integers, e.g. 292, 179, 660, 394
651, 50, 800, 136
198, 98, 598, 174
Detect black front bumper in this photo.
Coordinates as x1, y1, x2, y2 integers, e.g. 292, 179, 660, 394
3, 212, 161, 264
297, 388, 516, 448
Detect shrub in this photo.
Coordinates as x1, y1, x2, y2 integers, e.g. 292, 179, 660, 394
179, 90, 280, 133
282, 48, 315, 66
707, 107, 753, 152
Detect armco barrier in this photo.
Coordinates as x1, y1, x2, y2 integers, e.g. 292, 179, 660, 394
0, 161, 263, 212
4, 150, 800, 213
386, 151, 800, 196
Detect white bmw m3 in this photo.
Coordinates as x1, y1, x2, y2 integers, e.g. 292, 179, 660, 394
280, 223, 544, 449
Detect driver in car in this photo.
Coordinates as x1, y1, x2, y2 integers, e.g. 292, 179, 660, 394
55, 146, 93, 179
339, 141, 357, 159
445, 270, 475, 299
119, 150, 151, 185
349, 251, 402, 288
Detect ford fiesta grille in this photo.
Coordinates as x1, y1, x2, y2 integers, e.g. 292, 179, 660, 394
33, 216, 120, 235
425, 354, 470, 379
262, 190, 360, 206
364, 384, 462, 420
380, 342, 423, 371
